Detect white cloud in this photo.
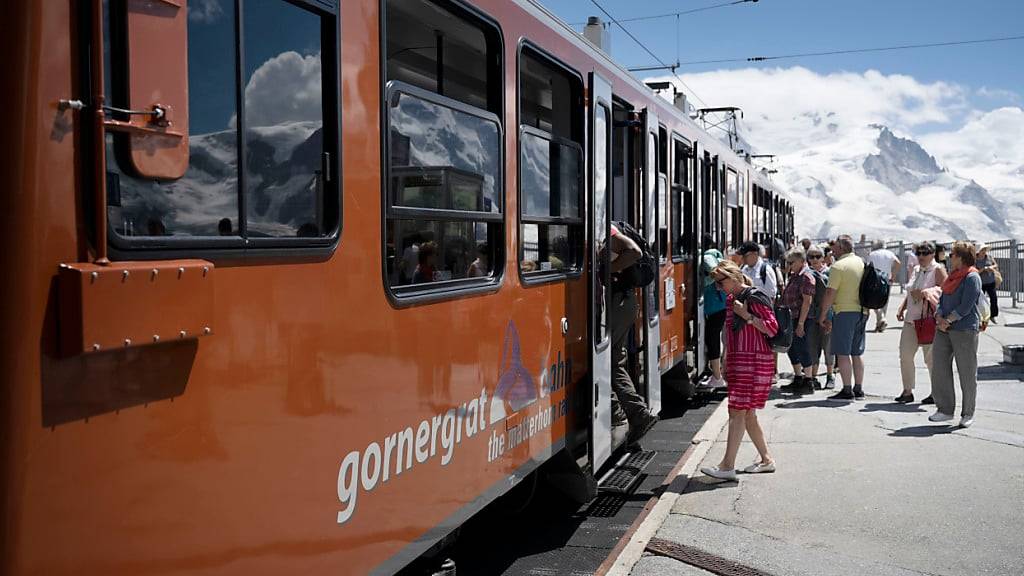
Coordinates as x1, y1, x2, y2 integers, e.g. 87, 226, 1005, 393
919, 107, 1024, 189
242, 51, 322, 128
189, 0, 225, 24
651, 66, 968, 155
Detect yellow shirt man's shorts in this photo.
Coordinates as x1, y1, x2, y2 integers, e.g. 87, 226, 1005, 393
829, 253, 867, 357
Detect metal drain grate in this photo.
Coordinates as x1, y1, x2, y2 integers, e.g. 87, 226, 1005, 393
645, 538, 776, 576
598, 467, 642, 494
585, 493, 628, 517
620, 449, 657, 470
598, 450, 657, 494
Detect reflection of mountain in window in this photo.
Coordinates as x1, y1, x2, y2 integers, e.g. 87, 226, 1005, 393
104, 0, 335, 242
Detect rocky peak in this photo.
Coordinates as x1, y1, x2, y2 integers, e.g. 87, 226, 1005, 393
862, 126, 944, 193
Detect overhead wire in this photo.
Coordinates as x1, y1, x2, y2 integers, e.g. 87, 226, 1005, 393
586, 0, 710, 111
675, 34, 1024, 66
571, 0, 757, 26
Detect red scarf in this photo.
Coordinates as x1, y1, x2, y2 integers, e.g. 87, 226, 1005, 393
941, 266, 978, 294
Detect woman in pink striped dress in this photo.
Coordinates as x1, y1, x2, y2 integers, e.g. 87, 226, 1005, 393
702, 260, 779, 481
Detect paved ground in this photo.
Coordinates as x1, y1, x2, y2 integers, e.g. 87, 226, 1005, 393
627, 297, 1024, 576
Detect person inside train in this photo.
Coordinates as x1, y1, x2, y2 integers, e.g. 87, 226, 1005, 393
699, 234, 728, 389
467, 242, 490, 278
413, 241, 438, 283
608, 224, 659, 447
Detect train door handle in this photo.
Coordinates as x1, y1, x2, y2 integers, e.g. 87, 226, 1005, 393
561, 317, 569, 335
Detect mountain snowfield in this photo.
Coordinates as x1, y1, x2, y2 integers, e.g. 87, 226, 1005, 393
650, 67, 1024, 242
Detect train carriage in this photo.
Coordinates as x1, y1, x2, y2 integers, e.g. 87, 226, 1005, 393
0, 0, 793, 574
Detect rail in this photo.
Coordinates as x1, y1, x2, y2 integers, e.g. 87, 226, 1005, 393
843, 238, 1023, 308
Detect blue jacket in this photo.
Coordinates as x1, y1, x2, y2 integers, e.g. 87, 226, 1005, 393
701, 249, 727, 316
938, 272, 982, 332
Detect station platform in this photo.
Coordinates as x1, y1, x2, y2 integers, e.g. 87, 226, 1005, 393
606, 298, 1024, 576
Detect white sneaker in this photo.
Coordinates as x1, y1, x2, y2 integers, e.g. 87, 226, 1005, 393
710, 376, 727, 389
928, 412, 954, 423
959, 416, 974, 428
743, 461, 776, 474
701, 466, 738, 481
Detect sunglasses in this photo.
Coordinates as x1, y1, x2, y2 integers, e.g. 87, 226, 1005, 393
808, 255, 822, 260
915, 251, 933, 256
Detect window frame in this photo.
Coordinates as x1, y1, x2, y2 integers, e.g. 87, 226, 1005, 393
379, 0, 506, 306
516, 39, 586, 286
103, 0, 342, 261
670, 132, 692, 263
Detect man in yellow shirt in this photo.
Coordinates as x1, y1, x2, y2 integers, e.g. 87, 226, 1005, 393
818, 235, 867, 400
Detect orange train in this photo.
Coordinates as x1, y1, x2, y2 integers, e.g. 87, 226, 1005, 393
1, 0, 795, 574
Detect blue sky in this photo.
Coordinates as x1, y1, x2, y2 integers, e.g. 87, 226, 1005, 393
539, 0, 1024, 110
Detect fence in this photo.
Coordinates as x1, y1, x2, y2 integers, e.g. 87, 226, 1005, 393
849, 238, 1023, 308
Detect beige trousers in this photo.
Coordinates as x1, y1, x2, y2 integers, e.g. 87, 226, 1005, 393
899, 322, 932, 391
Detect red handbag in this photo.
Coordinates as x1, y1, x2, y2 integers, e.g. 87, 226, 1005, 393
914, 301, 936, 345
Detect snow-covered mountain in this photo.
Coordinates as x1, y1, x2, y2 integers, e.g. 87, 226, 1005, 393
776, 124, 1018, 242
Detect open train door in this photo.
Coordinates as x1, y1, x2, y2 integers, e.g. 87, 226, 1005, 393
642, 107, 662, 415
589, 72, 614, 470
692, 141, 706, 381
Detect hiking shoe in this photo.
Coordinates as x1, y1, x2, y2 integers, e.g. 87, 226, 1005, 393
813, 377, 824, 390
895, 392, 914, 403
990, 317, 998, 325
743, 460, 776, 474
780, 376, 802, 391
921, 395, 934, 405
628, 413, 659, 443
824, 375, 836, 389
928, 412, 954, 423
701, 466, 738, 481
959, 416, 974, 428
853, 386, 865, 399
828, 388, 855, 401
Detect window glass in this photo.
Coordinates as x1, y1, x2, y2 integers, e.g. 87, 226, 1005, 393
243, 2, 325, 237
726, 169, 738, 207
106, 0, 239, 237
389, 219, 493, 285
518, 47, 583, 277
389, 92, 500, 213
520, 132, 581, 219
594, 104, 610, 343
104, 0, 337, 244
671, 138, 690, 258
383, 0, 502, 295
522, 224, 577, 272
386, 0, 492, 112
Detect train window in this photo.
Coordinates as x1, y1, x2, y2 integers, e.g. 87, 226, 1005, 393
671, 136, 691, 260
385, 87, 502, 290
518, 46, 584, 279
383, 0, 503, 298
386, 0, 501, 115
594, 103, 611, 343
103, 0, 339, 249
658, 126, 668, 262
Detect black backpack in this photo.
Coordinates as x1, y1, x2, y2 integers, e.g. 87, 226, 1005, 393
612, 221, 656, 289
859, 262, 890, 310
741, 288, 792, 353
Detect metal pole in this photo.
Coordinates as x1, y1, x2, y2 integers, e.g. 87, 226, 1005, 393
1012, 238, 1019, 308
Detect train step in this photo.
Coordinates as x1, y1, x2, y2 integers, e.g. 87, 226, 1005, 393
596, 450, 657, 494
